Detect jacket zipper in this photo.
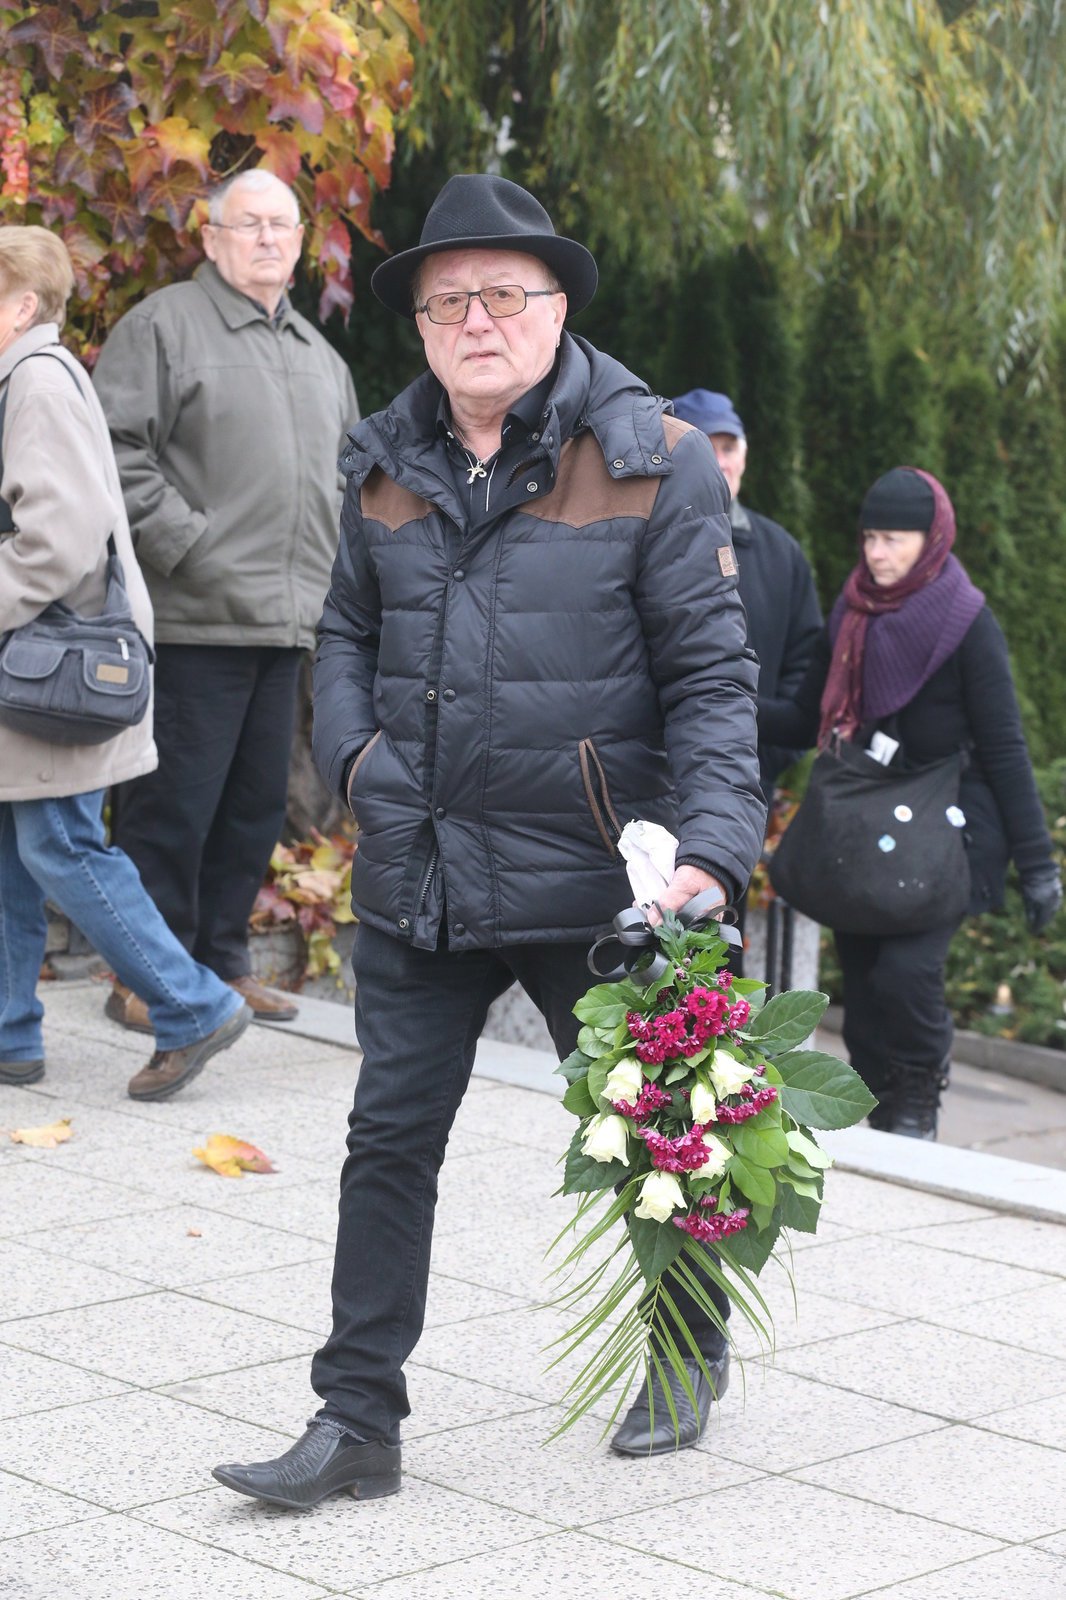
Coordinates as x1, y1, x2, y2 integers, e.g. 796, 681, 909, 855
416, 843, 440, 917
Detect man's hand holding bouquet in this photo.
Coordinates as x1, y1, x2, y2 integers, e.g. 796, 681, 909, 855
550, 822, 876, 1440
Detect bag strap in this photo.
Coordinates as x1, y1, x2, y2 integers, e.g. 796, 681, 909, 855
0, 347, 118, 558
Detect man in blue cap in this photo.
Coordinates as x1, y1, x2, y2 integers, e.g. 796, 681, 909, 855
671, 390, 822, 803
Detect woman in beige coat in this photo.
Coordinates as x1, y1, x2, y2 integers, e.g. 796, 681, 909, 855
0, 227, 249, 1099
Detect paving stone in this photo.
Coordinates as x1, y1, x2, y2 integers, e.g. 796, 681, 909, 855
927, 1278, 1066, 1356
817, 1170, 996, 1233
0, 1162, 161, 1236
0, 1290, 312, 1388
0, 1469, 107, 1540
451, 1080, 575, 1155
728, 1289, 902, 1360
588, 1476, 999, 1600
975, 1387, 1066, 1450
860, 1542, 1066, 1598
894, 1213, 1066, 1275
700, 1365, 943, 1472
777, 1320, 1066, 1420
796, 1423, 1066, 1539
141, 1478, 557, 1591
0, 1343, 132, 1421
346, 1528, 769, 1600
0, 1513, 331, 1599
0, 1239, 147, 1322
412, 1304, 598, 1407
1038, 1530, 1066, 1556
1, 1389, 292, 1510
25, 1204, 327, 1290
778, 1233, 1049, 1318
408, 1407, 762, 1527
192, 1177, 342, 1241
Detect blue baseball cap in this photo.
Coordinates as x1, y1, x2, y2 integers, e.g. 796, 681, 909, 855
670, 389, 745, 438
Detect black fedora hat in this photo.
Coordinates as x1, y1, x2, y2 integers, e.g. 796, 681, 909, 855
371, 173, 598, 319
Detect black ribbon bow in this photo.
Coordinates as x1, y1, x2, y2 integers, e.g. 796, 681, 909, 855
586, 889, 741, 986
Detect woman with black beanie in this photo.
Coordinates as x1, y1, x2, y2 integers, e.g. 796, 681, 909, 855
759, 466, 1060, 1139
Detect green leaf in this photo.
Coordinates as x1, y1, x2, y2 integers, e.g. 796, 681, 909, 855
720, 1216, 780, 1274
745, 990, 829, 1055
573, 984, 633, 1028
731, 1121, 790, 1169
577, 1025, 604, 1057
587, 1054, 621, 1108
729, 977, 767, 997
554, 1048, 591, 1085
562, 1130, 630, 1194
751, 1201, 775, 1230
778, 1185, 821, 1234
728, 1153, 777, 1208
562, 1076, 597, 1120
774, 1050, 878, 1129
780, 1173, 821, 1199
664, 1061, 689, 1085
786, 1128, 833, 1169
627, 1211, 686, 1285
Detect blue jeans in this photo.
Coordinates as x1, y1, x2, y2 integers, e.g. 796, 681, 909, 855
0, 790, 243, 1061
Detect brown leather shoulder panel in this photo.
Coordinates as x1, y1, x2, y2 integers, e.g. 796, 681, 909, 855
527, 433, 658, 528
361, 467, 432, 531
661, 413, 697, 454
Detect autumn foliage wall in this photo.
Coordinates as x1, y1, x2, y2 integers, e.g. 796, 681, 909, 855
0, 0, 421, 356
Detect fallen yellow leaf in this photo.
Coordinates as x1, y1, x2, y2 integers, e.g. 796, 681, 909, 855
193, 1133, 276, 1179
186, 1227, 202, 1237
9, 1118, 72, 1148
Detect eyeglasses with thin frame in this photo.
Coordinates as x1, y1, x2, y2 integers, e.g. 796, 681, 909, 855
208, 218, 300, 237
415, 285, 559, 324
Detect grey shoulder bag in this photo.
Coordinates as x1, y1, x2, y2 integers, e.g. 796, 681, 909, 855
0, 349, 153, 746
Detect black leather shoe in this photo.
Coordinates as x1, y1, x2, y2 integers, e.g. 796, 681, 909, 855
611, 1349, 729, 1456
212, 1419, 401, 1509
0, 1058, 44, 1086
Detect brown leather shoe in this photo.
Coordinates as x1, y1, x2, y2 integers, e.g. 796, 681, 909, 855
127, 1003, 252, 1101
227, 974, 298, 1021
104, 981, 153, 1035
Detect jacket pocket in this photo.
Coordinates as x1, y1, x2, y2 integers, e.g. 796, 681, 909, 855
578, 737, 622, 858
346, 729, 382, 811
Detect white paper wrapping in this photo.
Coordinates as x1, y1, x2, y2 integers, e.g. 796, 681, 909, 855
617, 819, 679, 905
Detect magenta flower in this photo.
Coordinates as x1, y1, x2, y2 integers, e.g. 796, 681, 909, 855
674, 1206, 751, 1243
638, 1123, 719, 1173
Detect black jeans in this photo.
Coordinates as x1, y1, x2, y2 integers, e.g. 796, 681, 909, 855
112, 644, 301, 980
311, 923, 730, 1442
834, 919, 961, 1100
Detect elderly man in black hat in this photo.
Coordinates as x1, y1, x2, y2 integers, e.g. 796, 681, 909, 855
214, 176, 765, 1507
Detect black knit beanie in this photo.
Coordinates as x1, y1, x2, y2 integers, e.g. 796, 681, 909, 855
859, 468, 935, 532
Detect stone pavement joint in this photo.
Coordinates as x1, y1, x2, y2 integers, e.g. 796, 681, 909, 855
1, 980, 1065, 1600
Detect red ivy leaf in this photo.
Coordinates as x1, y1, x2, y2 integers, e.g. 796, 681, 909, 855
254, 126, 303, 186
141, 167, 204, 231
73, 82, 136, 151
6, 7, 94, 77
319, 269, 354, 323
55, 137, 124, 198
245, 0, 270, 23
95, 185, 150, 246
201, 51, 270, 107
265, 72, 326, 136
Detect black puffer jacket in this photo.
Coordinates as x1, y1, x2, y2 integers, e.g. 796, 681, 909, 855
313, 334, 765, 951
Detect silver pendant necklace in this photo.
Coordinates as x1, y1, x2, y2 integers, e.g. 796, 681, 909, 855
452, 422, 489, 484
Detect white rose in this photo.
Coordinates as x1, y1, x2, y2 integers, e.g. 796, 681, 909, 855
634, 1170, 686, 1223
604, 1057, 643, 1107
581, 1112, 631, 1166
690, 1081, 717, 1125
700, 1130, 732, 1179
709, 1048, 756, 1100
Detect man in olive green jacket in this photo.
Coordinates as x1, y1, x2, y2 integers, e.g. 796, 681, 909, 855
94, 169, 359, 1026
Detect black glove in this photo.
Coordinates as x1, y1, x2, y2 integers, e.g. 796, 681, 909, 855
1022, 868, 1063, 934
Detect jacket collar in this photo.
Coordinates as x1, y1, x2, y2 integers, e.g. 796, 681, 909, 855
342, 331, 674, 507
193, 262, 309, 341
729, 499, 752, 540
0, 322, 63, 385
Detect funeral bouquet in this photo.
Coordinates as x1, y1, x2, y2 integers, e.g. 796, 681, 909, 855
549, 824, 876, 1439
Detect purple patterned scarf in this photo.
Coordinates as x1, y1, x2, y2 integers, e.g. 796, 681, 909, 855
819, 469, 985, 745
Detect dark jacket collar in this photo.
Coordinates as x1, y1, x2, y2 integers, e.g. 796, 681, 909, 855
194, 262, 308, 341
342, 332, 674, 509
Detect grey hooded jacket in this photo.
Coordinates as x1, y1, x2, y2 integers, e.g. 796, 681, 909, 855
313, 333, 765, 951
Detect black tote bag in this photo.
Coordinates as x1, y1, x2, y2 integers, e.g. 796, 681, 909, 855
769, 740, 971, 936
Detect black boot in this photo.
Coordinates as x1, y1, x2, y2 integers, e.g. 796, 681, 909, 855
213, 1419, 401, 1508
887, 1057, 950, 1141
611, 1349, 729, 1457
